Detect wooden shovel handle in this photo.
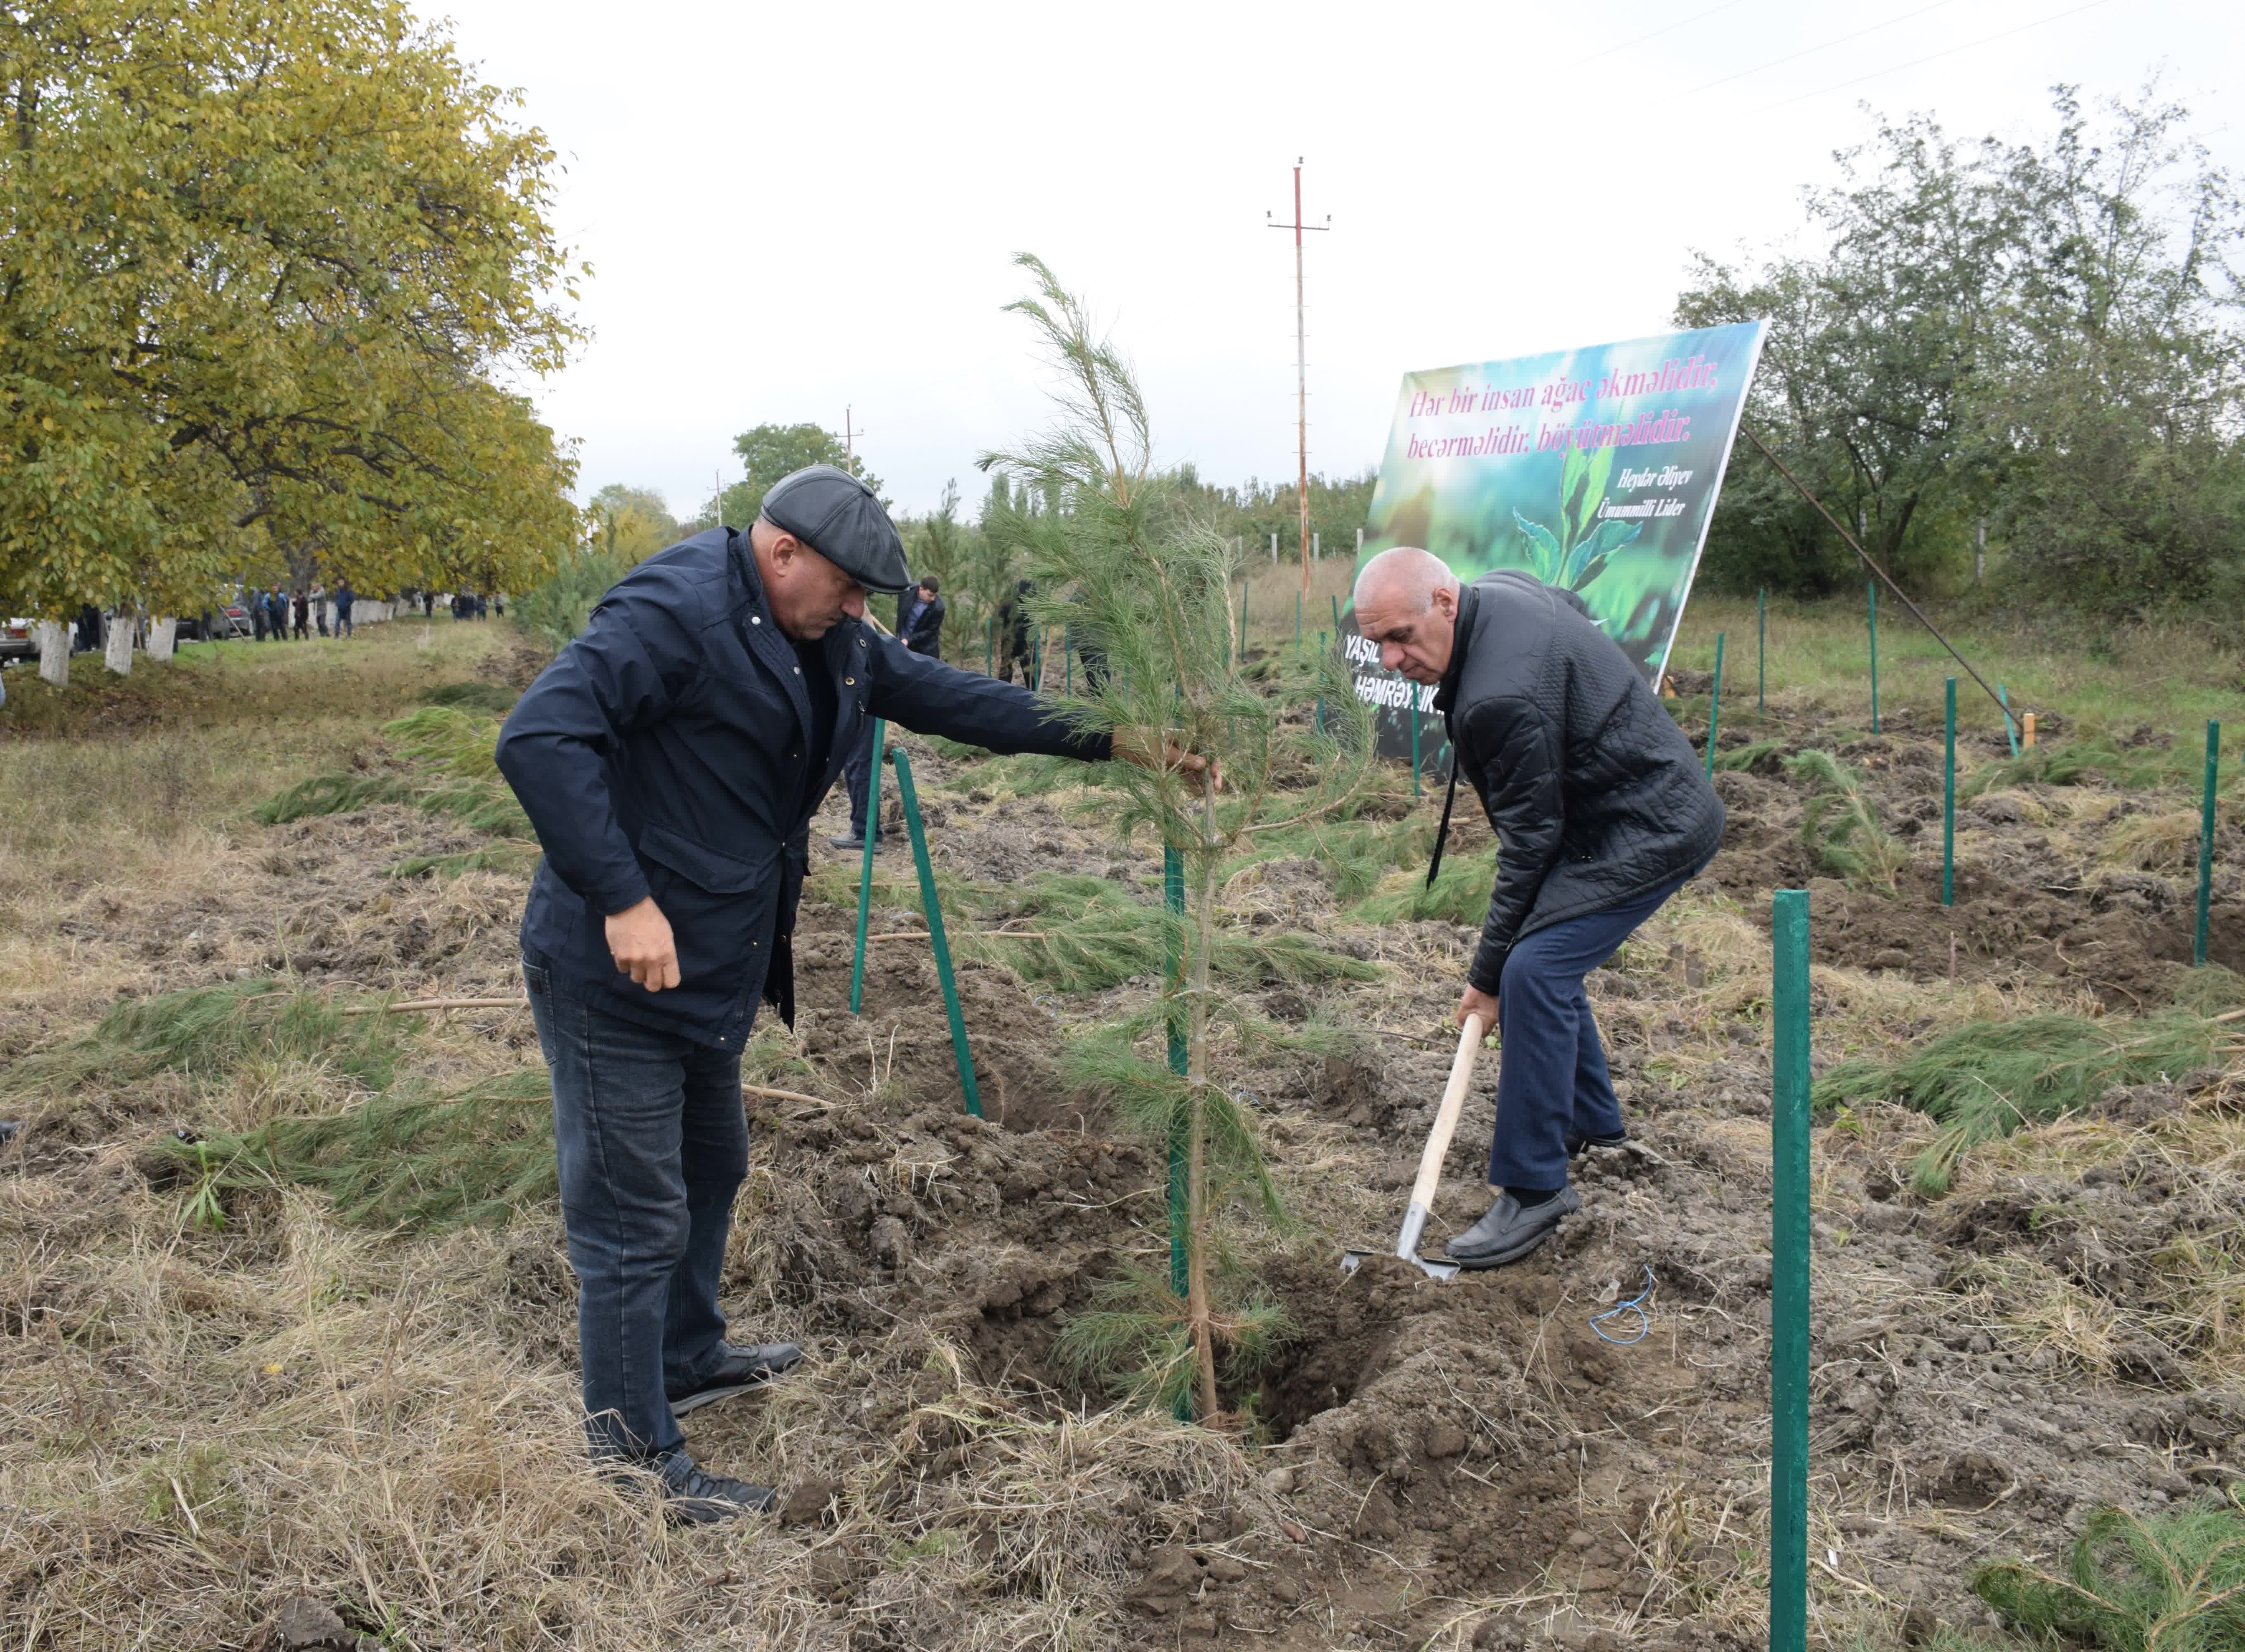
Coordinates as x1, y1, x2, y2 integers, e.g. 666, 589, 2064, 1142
1407, 1014, 1488, 1216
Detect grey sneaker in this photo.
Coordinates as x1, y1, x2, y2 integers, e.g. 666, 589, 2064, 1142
1444, 1187, 1582, 1268
655, 1450, 776, 1524
668, 1341, 804, 1418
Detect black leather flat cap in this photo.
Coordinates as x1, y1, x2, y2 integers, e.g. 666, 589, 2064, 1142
759, 465, 911, 592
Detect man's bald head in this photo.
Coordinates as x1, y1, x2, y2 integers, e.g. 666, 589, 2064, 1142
1353, 547, 1464, 684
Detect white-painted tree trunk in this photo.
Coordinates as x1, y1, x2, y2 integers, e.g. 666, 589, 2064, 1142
147, 617, 177, 662
103, 610, 133, 675
36, 621, 68, 687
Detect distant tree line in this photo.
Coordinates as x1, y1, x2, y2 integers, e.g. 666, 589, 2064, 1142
1683, 85, 2245, 614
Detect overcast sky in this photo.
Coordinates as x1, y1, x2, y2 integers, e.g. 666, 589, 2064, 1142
429, 0, 2240, 522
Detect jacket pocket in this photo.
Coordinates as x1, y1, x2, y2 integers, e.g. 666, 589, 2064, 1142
634, 824, 781, 992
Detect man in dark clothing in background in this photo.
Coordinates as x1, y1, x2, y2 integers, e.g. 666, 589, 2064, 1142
266, 590, 288, 641
335, 583, 355, 638
1352, 547, 1724, 1269
292, 590, 309, 640
496, 466, 1209, 1523
249, 593, 269, 643
833, 577, 945, 851
994, 578, 1035, 684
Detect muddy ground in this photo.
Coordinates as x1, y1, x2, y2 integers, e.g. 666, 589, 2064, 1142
4, 679, 2242, 1651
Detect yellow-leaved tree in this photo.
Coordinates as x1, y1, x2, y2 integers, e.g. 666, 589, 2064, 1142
0, 0, 582, 629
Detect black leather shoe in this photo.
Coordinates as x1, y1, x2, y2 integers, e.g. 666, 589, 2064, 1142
828, 834, 865, 850
668, 1341, 804, 1418
653, 1450, 776, 1524
1565, 1128, 1630, 1157
1443, 1187, 1581, 1268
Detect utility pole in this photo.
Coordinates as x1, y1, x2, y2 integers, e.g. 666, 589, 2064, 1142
1267, 159, 1329, 592
843, 405, 868, 474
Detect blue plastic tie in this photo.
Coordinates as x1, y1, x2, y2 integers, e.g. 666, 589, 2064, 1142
1590, 1266, 1657, 1346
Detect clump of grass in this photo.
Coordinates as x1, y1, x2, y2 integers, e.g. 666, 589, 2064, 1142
387, 844, 542, 881
2103, 810, 2206, 875
254, 771, 415, 825
418, 681, 519, 714
164, 1067, 557, 1231
1960, 737, 2194, 801
1788, 749, 1907, 892
1351, 847, 1499, 928
1815, 1010, 2234, 1195
1974, 1487, 2245, 1652
0, 979, 407, 1105
250, 706, 530, 838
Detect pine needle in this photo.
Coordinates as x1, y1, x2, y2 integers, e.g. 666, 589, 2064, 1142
1787, 749, 1906, 892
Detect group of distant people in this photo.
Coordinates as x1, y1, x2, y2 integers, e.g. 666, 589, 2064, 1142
244, 584, 355, 642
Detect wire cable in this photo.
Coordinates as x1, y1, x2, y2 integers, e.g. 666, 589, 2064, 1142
1578, 0, 1754, 68
1591, 1266, 1658, 1345
1685, 0, 1967, 95
1763, 0, 2117, 111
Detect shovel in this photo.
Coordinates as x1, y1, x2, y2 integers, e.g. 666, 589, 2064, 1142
1342, 1012, 1489, 1282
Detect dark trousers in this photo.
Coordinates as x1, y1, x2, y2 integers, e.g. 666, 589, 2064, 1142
842, 719, 881, 841
1488, 869, 1695, 1193
337, 610, 353, 637
523, 956, 748, 1460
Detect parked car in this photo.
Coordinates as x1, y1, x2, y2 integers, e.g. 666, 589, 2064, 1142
0, 618, 36, 661
176, 603, 255, 642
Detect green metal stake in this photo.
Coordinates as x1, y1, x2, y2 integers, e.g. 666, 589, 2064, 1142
1330, 592, 1341, 633
1770, 887, 1812, 1652
1239, 584, 1249, 655
985, 617, 993, 676
1031, 637, 1042, 692
1704, 633, 1725, 780
1065, 622, 1073, 693
2197, 720, 2221, 967
1942, 679, 1957, 907
1867, 579, 1879, 735
1999, 683, 2019, 757
889, 745, 981, 1118
1163, 846, 1188, 1296
1757, 587, 1766, 717
848, 718, 886, 1015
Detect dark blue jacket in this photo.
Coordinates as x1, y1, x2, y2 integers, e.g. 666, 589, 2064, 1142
495, 528, 1110, 1049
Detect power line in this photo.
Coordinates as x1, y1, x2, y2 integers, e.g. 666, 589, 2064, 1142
1763, 0, 2117, 111
1577, 0, 1753, 68
1686, 0, 1967, 95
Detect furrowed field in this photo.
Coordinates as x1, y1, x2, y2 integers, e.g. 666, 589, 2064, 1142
2, 601, 2240, 1652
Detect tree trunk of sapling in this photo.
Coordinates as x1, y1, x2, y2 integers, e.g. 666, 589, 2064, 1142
1184, 771, 1222, 1421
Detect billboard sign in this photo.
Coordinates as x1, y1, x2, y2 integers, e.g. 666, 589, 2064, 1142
1342, 320, 1765, 762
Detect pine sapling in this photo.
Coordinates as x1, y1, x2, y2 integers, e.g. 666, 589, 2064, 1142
982, 255, 1373, 1418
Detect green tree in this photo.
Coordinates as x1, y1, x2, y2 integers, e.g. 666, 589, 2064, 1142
585, 484, 681, 563
1679, 85, 2245, 609
984, 255, 1372, 1419
0, 0, 581, 621
705, 422, 883, 529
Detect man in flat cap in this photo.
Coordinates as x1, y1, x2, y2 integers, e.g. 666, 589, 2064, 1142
496, 465, 1208, 1523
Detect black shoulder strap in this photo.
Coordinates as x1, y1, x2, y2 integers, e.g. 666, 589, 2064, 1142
1425, 753, 1462, 888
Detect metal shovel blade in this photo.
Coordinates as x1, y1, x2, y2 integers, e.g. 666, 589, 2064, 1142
1341, 1244, 1460, 1282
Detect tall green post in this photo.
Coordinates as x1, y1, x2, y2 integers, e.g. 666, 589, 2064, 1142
1330, 592, 1341, 633
1942, 679, 1957, 907
1704, 633, 1725, 780
985, 617, 993, 676
1064, 622, 1073, 693
1163, 846, 1188, 1297
889, 746, 981, 1118
1867, 579, 1880, 735
2198, 721, 2222, 967
1770, 888, 1812, 1652
1999, 683, 2019, 757
1757, 587, 1766, 717
848, 718, 887, 1015
1239, 584, 1249, 655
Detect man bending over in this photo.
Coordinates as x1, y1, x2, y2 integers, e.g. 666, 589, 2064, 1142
1352, 547, 1723, 1268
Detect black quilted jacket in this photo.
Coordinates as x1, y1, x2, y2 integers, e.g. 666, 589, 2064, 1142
1435, 571, 1724, 992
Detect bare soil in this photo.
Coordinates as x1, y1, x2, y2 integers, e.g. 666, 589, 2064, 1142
4, 679, 2240, 1651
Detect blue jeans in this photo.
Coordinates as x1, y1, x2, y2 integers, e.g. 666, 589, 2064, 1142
523, 954, 748, 1458
1487, 870, 1696, 1193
